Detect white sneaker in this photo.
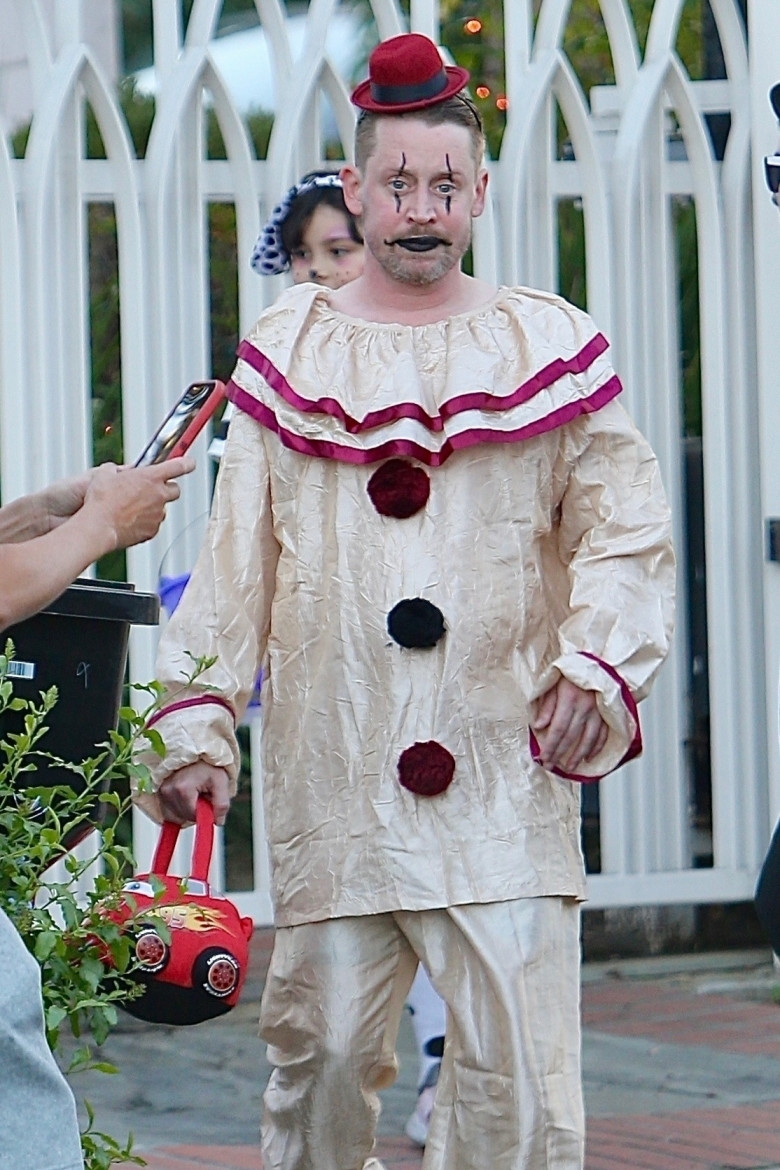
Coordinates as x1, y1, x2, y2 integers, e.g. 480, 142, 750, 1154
404, 1061, 440, 1147
363, 1161, 387, 1170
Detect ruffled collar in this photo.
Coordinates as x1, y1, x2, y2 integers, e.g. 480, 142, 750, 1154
226, 284, 621, 466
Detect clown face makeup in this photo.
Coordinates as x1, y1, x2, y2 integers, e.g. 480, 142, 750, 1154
346, 117, 487, 288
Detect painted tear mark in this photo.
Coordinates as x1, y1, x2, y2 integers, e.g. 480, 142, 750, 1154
445, 154, 453, 214
393, 153, 406, 213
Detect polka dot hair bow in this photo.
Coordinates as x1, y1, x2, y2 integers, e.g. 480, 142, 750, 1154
249, 173, 343, 276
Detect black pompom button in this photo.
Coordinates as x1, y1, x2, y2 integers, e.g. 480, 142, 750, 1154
387, 598, 445, 649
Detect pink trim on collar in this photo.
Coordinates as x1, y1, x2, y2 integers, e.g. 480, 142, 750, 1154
528, 653, 642, 783
236, 332, 610, 436
226, 375, 621, 467
148, 694, 236, 729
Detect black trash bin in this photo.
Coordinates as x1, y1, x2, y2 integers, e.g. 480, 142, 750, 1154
0, 577, 159, 846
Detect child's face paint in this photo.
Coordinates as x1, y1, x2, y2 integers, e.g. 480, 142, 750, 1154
289, 203, 365, 289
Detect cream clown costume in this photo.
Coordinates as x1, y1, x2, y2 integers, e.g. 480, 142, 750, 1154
136, 280, 674, 1170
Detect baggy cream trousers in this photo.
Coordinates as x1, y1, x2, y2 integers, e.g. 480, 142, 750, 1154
259, 897, 584, 1170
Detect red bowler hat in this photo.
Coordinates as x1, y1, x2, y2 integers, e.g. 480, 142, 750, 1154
351, 33, 470, 114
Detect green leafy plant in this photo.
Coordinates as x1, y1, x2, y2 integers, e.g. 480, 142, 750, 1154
0, 644, 214, 1170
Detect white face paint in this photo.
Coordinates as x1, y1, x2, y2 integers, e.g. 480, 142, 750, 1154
353, 117, 487, 288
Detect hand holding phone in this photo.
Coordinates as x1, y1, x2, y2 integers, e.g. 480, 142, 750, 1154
135, 380, 226, 467
88, 458, 194, 549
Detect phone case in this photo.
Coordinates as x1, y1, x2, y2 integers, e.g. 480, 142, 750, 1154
135, 380, 227, 467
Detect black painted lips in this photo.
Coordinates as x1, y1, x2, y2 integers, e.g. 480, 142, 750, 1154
393, 236, 447, 251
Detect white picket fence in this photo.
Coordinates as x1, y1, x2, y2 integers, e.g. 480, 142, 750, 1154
1, 0, 779, 924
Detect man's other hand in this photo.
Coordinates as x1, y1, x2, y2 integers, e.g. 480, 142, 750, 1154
157, 761, 231, 826
531, 677, 609, 773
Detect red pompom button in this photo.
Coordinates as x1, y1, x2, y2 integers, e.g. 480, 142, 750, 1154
398, 741, 455, 796
367, 459, 430, 518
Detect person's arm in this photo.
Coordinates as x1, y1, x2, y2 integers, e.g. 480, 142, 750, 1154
0, 458, 194, 632
132, 409, 280, 825
0, 470, 101, 545
530, 398, 676, 780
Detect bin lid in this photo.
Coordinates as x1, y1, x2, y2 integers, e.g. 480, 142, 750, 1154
41, 578, 159, 625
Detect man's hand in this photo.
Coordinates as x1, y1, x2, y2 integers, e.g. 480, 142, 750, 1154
531, 677, 609, 772
157, 761, 231, 826
83, 457, 195, 550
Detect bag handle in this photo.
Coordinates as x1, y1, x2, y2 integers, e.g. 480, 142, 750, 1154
151, 797, 215, 882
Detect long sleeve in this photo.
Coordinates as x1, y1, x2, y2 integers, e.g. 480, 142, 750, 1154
133, 409, 280, 820
131, 287, 676, 920
530, 398, 676, 779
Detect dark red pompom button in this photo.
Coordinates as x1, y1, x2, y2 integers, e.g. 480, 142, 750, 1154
397, 741, 455, 796
367, 459, 430, 518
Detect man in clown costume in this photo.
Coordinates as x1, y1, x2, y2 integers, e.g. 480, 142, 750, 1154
136, 32, 675, 1170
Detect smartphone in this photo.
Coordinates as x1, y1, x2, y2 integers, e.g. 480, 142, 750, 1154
135, 380, 226, 467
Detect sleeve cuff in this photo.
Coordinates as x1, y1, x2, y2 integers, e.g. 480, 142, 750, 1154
529, 651, 642, 782
131, 695, 241, 821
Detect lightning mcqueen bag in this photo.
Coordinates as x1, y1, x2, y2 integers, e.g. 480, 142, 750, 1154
107, 798, 253, 1025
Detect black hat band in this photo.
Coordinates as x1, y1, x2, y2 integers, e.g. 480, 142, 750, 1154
370, 70, 449, 107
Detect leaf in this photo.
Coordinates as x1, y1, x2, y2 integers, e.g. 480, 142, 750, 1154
34, 931, 59, 960
90, 1010, 112, 1046
130, 766, 153, 793
67, 1045, 93, 1072
79, 956, 107, 993
46, 1005, 67, 1031
140, 727, 166, 757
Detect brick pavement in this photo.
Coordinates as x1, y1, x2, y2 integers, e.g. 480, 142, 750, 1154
585, 1104, 780, 1170
582, 977, 780, 1058
128, 1138, 422, 1169
581, 965, 780, 1170
116, 940, 780, 1170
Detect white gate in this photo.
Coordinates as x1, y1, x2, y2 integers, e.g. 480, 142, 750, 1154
0, 0, 777, 924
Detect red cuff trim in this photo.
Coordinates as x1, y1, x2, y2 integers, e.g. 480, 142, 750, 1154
226, 376, 622, 467
235, 333, 610, 435
529, 654, 642, 783
148, 695, 236, 729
